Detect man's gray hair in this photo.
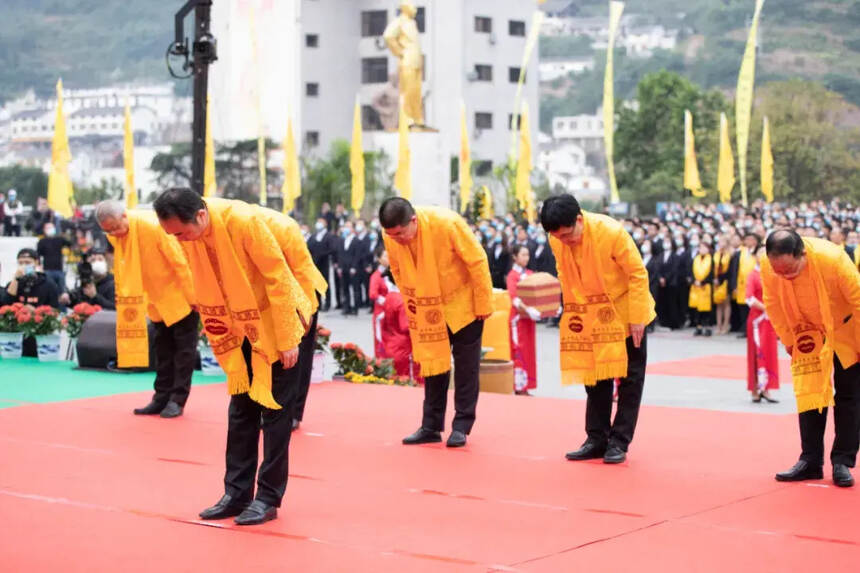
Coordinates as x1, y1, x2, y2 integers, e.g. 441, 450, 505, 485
94, 200, 126, 223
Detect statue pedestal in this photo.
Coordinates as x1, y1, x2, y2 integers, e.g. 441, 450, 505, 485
366, 131, 452, 208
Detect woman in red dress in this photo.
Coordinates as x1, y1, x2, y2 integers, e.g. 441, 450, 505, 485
745, 246, 779, 403
368, 250, 389, 358
506, 244, 540, 395
380, 271, 421, 382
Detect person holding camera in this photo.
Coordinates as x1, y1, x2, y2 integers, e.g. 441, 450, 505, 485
60, 248, 116, 310
1, 248, 60, 356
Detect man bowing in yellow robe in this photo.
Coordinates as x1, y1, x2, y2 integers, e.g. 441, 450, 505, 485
541, 194, 655, 465
154, 188, 312, 525
380, 197, 493, 448
762, 229, 860, 488
95, 200, 197, 419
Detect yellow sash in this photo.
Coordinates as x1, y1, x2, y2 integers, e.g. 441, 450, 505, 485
387, 211, 451, 377
735, 248, 756, 304
186, 204, 281, 409
689, 254, 713, 312
109, 216, 148, 368
713, 251, 730, 304
765, 251, 835, 413
557, 218, 628, 386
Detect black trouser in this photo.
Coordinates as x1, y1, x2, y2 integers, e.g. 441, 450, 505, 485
421, 319, 484, 434
799, 355, 860, 468
341, 271, 361, 313
293, 309, 319, 422
151, 311, 199, 407
733, 303, 749, 333
694, 310, 711, 329
223, 340, 298, 507
584, 333, 647, 451
333, 268, 343, 308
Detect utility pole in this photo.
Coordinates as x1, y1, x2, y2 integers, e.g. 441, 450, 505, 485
168, 0, 217, 195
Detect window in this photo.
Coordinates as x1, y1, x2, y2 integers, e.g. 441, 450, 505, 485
474, 64, 492, 82
361, 105, 383, 131
509, 20, 526, 37
475, 112, 492, 130
508, 114, 523, 131
306, 82, 319, 97
305, 131, 320, 148
474, 16, 492, 33
475, 160, 493, 176
416, 7, 426, 33
305, 34, 319, 48
509, 67, 524, 83
361, 10, 388, 37
361, 57, 388, 84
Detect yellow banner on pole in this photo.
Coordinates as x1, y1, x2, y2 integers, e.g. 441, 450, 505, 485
718, 112, 736, 204
761, 116, 774, 203
459, 100, 472, 212
281, 115, 300, 214
350, 95, 365, 212
683, 110, 705, 198
507, 11, 544, 163
203, 96, 216, 197
735, 0, 765, 207
603, 1, 624, 204
123, 104, 137, 208
47, 78, 73, 218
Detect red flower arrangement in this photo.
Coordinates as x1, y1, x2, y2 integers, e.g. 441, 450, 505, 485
18, 305, 63, 337
64, 303, 103, 338
0, 303, 26, 333
330, 341, 409, 384
314, 325, 332, 353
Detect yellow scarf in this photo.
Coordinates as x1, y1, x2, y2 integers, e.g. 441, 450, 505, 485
186, 204, 281, 409
387, 211, 451, 377
763, 245, 835, 413
712, 251, 730, 304
110, 216, 148, 368
689, 254, 713, 312
556, 218, 628, 386
736, 248, 756, 304
853, 247, 860, 271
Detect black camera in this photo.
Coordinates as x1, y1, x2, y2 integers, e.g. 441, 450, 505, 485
77, 262, 93, 287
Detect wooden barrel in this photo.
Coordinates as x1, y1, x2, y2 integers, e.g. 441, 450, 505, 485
479, 359, 514, 394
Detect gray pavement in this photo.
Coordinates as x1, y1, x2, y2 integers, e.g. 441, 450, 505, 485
317, 309, 796, 415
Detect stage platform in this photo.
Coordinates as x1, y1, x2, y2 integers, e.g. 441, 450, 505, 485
0, 361, 857, 572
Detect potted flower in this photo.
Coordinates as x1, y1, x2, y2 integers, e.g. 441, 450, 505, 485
311, 325, 331, 383
197, 320, 225, 376
18, 305, 64, 362
0, 303, 26, 359
62, 302, 102, 362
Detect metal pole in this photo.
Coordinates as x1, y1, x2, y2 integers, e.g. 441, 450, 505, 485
190, 1, 212, 195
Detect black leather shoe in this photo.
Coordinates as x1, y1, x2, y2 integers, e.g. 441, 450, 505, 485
159, 401, 183, 418
603, 446, 627, 464
133, 400, 165, 415
565, 440, 606, 461
402, 427, 442, 445
446, 430, 467, 448
833, 464, 855, 488
199, 494, 249, 520
775, 460, 823, 482
291, 419, 301, 432
234, 500, 278, 526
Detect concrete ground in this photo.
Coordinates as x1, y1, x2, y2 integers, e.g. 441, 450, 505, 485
317, 308, 795, 416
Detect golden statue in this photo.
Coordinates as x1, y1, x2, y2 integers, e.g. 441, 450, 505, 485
383, 0, 424, 127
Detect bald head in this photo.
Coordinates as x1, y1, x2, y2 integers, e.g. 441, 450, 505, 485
766, 229, 806, 280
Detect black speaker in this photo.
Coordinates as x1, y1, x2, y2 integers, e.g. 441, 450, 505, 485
76, 310, 157, 371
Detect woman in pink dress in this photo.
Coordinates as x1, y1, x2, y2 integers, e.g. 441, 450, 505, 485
506, 244, 540, 395
745, 246, 779, 403
369, 250, 389, 358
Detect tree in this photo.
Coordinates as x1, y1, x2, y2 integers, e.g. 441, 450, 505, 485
74, 178, 122, 206
614, 70, 730, 213
0, 165, 48, 207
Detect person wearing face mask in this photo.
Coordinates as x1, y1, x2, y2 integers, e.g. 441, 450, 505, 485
335, 222, 361, 315
507, 245, 539, 395
688, 242, 714, 336
3, 189, 24, 236
2, 248, 60, 356
657, 238, 682, 330
640, 240, 660, 333
36, 222, 72, 294
353, 220, 372, 309
63, 249, 116, 310
528, 233, 557, 276
368, 250, 390, 358
486, 233, 511, 290
307, 218, 336, 312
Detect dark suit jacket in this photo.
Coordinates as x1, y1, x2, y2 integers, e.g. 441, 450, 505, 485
486, 244, 511, 289
644, 253, 661, 302
528, 243, 557, 276
336, 235, 362, 272
307, 230, 336, 275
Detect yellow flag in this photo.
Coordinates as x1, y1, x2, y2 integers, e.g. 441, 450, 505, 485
683, 110, 705, 198
281, 116, 301, 213
761, 116, 774, 203
735, 0, 765, 207
508, 10, 545, 162
515, 102, 533, 213
123, 104, 136, 208
350, 96, 365, 213
718, 112, 735, 204
47, 78, 73, 218
203, 96, 216, 197
459, 101, 472, 213
258, 136, 267, 206
480, 185, 493, 220
394, 96, 412, 200
603, 1, 625, 204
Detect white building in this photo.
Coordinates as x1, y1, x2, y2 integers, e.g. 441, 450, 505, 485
539, 57, 594, 82
210, 0, 539, 170
551, 113, 604, 154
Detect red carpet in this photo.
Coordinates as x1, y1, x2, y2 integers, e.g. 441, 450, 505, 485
647, 353, 792, 381
0, 382, 856, 571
